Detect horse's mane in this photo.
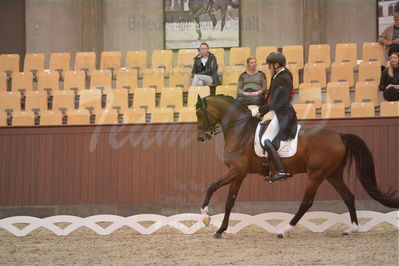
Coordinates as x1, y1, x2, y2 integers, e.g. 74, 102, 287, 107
202, 94, 260, 154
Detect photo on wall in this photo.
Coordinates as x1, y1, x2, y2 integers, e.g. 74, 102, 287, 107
164, 0, 240, 49
378, 0, 399, 34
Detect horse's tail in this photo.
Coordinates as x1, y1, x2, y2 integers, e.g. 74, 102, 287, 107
341, 133, 399, 208
228, 0, 239, 9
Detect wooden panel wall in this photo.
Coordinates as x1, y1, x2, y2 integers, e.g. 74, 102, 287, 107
0, 118, 397, 206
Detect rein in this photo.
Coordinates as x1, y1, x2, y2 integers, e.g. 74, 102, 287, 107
196, 106, 252, 138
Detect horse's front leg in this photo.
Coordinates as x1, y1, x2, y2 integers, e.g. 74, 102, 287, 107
220, 7, 227, 31
214, 177, 244, 238
193, 17, 202, 40
201, 169, 239, 225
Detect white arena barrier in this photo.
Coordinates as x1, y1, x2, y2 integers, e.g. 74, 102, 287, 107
0, 211, 397, 237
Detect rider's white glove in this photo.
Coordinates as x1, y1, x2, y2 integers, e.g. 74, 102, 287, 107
251, 107, 260, 117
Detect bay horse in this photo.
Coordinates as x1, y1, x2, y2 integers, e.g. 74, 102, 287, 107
195, 95, 399, 238
188, 0, 239, 40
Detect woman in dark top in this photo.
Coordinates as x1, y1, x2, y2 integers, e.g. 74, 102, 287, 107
191, 42, 219, 86
236, 57, 267, 106
379, 51, 399, 101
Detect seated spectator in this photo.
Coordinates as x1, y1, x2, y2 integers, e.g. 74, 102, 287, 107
379, 52, 399, 101
378, 12, 399, 56
191, 42, 219, 86
236, 57, 267, 106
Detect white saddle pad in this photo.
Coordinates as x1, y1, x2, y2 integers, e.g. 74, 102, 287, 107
254, 124, 301, 158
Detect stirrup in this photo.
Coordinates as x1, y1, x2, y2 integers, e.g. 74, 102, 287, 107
265, 172, 292, 183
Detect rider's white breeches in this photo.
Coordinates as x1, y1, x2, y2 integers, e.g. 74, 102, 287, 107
261, 111, 279, 143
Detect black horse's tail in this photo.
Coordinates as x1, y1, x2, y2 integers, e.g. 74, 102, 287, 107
341, 134, 399, 208
228, 0, 239, 9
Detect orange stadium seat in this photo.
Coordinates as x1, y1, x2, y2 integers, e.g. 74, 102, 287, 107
351, 101, 375, 117
178, 107, 197, 122
132, 87, 156, 110
160, 87, 183, 111
142, 68, 165, 93
40, 110, 63, 126
79, 89, 102, 112
74, 52, 96, 75
298, 83, 322, 108
209, 48, 224, 72
25, 90, 48, 112
326, 81, 350, 108
37, 71, 60, 92
116, 68, 138, 92
0, 91, 21, 112
100, 51, 122, 77
308, 44, 331, 68
52, 90, 75, 111
122, 108, 146, 124
104, 88, 129, 110
95, 108, 119, 124
335, 43, 358, 67
12, 111, 35, 126
0, 111, 7, 126
258, 65, 272, 90
169, 68, 192, 91
24, 53, 45, 76
380, 101, 399, 116
321, 103, 346, 118
229, 47, 251, 66
293, 103, 316, 119
150, 108, 174, 123
362, 42, 385, 65
64, 70, 86, 93
0, 54, 20, 77
89, 69, 112, 90
49, 53, 71, 78
358, 61, 381, 83
303, 63, 327, 88
151, 49, 173, 73
215, 85, 237, 98
67, 109, 91, 125
286, 64, 299, 90
330, 62, 354, 87
256, 46, 277, 66
187, 86, 210, 108
0, 72, 7, 91
282, 45, 304, 69
11, 72, 33, 93
177, 49, 198, 69
222, 65, 245, 86
355, 81, 379, 106
126, 50, 148, 73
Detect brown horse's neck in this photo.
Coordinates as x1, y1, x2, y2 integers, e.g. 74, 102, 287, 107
206, 96, 257, 155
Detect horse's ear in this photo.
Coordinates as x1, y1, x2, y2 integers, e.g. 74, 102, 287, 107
197, 95, 203, 108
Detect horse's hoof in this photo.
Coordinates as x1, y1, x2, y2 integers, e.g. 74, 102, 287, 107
214, 233, 222, 239
342, 231, 350, 236
276, 233, 284, 239
202, 216, 211, 227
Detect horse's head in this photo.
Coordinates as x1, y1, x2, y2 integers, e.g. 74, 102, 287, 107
195, 95, 220, 142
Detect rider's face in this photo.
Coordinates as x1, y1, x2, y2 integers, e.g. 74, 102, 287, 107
200, 45, 209, 57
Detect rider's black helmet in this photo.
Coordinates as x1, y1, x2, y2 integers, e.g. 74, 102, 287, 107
266, 52, 286, 67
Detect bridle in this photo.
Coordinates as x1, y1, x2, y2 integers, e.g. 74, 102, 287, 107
196, 105, 252, 139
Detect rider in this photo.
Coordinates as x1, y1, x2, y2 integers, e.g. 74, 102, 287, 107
251, 52, 297, 182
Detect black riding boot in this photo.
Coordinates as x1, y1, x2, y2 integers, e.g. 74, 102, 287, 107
264, 139, 292, 182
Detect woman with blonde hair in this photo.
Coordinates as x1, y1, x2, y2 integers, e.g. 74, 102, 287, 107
236, 56, 267, 106
379, 51, 399, 101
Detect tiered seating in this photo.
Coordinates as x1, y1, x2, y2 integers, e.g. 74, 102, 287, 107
95, 109, 119, 124
74, 52, 96, 75
64, 71, 85, 93
104, 88, 129, 110
187, 86, 210, 108
67, 109, 91, 125
151, 49, 173, 73
116, 68, 138, 92
122, 108, 146, 123
40, 110, 63, 126
298, 83, 322, 108
169, 68, 191, 91
160, 87, 183, 111
132, 87, 156, 110
176, 49, 198, 69
0, 72, 7, 91
11, 72, 33, 93
293, 103, 316, 119
79, 89, 102, 112
215, 85, 237, 98
12, 111, 35, 126
222, 66, 245, 86
25, 90, 48, 112
37, 71, 59, 92
351, 102, 375, 117
178, 107, 197, 122
380, 101, 399, 116
362, 42, 385, 65
150, 108, 174, 123
321, 103, 345, 118
209, 48, 224, 72
303, 64, 327, 88
330, 62, 354, 87
90, 70, 112, 90
326, 82, 350, 107
0, 91, 20, 112
100, 51, 122, 77
52, 90, 75, 111
355, 81, 379, 106
358, 61, 381, 83
142, 68, 165, 93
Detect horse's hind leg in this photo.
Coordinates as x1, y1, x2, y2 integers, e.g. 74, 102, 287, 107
327, 168, 359, 235
277, 175, 323, 238
215, 177, 244, 238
